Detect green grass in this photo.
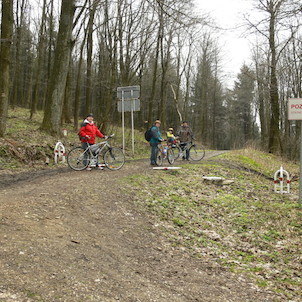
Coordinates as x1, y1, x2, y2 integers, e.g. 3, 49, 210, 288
218, 148, 298, 178
122, 155, 302, 300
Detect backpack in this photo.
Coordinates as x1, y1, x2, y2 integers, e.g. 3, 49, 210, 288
78, 129, 85, 141
144, 127, 152, 142
78, 121, 88, 140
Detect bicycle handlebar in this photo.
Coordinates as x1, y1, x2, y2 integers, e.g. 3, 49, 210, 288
81, 133, 115, 142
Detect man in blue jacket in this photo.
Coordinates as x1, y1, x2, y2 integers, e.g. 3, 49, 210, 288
150, 120, 164, 166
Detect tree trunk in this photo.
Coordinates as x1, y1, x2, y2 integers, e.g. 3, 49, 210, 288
62, 68, 73, 124
41, 0, 75, 135
255, 59, 268, 148
73, 33, 87, 130
85, 0, 97, 116
148, 33, 161, 126
11, 0, 26, 108
268, 2, 281, 153
30, 0, 47, 119
0, 0, 13, 137
159, 29, 173, 129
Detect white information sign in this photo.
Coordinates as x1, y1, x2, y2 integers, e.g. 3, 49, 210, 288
117, 99, 140, 112
117, 86, 140, 100
288, 98, 302, 120
117, 85, 141, 155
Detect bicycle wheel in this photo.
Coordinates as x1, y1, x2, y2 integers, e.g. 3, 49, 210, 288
173, 145, 182, 160
104, 147, 125, 170
189, 144, 205, 161
67, 147, 90, 170
156, 150, 163, 166
167, 148, 175, 164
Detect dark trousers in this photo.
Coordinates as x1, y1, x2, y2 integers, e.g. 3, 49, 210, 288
180, 142, 190, 160
150, 142, 159, 164
81, 142, 90, 166
81, 142, 99, 166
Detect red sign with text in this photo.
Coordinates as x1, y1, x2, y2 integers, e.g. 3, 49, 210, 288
288, 98, 302, 120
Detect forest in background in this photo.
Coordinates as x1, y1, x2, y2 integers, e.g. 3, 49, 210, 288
0, 0, 301, 158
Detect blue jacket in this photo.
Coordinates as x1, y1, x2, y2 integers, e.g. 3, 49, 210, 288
150, 125, 163, 143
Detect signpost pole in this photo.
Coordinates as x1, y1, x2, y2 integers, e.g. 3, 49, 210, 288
130, 89, 135, 156
131, 100, 135, 156
117, 86, 140, 155
288, 98, 302, 206
122, 90, 125, 153
299, 120, 302, 206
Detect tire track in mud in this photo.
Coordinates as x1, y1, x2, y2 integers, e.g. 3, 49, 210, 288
0, 150, 227, 190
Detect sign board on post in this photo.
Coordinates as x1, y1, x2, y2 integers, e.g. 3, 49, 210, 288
117, 99, 140, 112
288, 98, 302, 205
117, 86, 140, 100
117, 86, 141, 155
288, 98, 302, 120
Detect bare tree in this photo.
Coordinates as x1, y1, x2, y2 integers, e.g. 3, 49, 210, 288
41, 0, 76, 135
246, 0, 301, 153
84, 0, 98, 115
0, 0, 13, 137
30, 0, 47, 119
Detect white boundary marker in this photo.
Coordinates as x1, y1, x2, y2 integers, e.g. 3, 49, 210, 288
274, 166, 290, 194
153, 166, 182, 170
54, 141, 66, 164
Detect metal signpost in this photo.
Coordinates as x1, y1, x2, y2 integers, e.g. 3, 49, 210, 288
117, 86, 140, 155
288, 98, 302, 205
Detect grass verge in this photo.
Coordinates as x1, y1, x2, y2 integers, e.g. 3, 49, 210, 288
122, 151, 302, 300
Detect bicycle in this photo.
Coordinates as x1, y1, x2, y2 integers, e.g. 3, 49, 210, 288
67, 134, 125, 171
171, 140, 205, 161
156, 141, 175, 166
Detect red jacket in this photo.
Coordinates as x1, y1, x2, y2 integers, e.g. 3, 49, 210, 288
79, 120, 104, 144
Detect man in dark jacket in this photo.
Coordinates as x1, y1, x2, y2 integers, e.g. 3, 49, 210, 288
150, 120, 163, 166
176, 121, 194, 160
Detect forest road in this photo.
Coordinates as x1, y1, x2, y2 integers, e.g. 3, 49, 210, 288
0, 151, 281, 302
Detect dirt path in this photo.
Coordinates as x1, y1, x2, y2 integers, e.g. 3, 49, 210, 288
0, 154, 281, 301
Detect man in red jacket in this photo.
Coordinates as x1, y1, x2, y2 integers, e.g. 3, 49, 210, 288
79, 113, 105, 170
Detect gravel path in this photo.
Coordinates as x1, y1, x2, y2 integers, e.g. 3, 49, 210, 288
0, 154, 282, 301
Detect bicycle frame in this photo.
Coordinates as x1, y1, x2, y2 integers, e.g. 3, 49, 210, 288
178, 141, 192, 154
157, 143, 168, 159
83, 141, 111, 164
156, 142, 176, 165
174, 140, 205, 161
67, 134, 125, 171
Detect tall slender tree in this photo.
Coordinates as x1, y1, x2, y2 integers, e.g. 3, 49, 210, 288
30, 0, 47, 119
229, 65, 256, 147
0, 0, 13, 137
84, 0, 97, 116
41, 0, 76, 135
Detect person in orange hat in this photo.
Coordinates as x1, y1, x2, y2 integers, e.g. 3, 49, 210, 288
150, 120, 164, 166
